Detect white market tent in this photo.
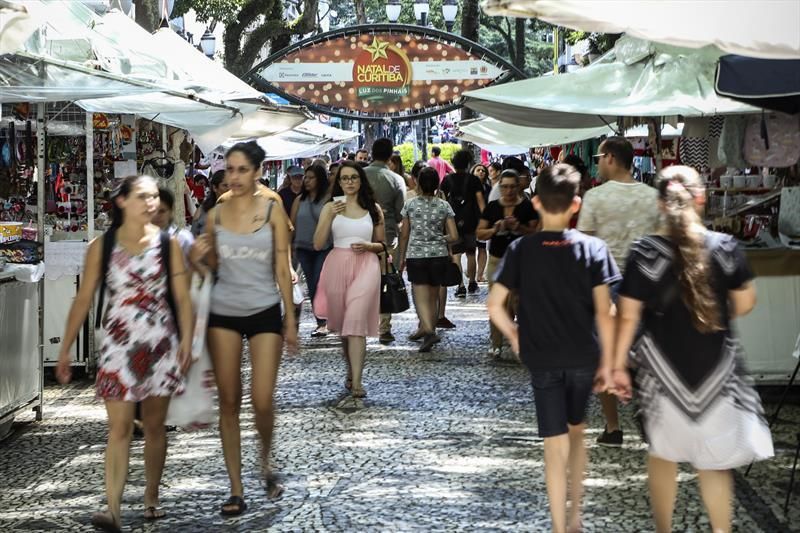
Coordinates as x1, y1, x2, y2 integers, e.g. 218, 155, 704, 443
220, 120, 360, 161
1, 0, 308, 152
481, 0, 800, 60
463, 36, 760, 128
457, 118, 614, 152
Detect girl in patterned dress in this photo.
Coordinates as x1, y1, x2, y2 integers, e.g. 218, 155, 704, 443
56, 175, 194, 532
611, 166, 772, 533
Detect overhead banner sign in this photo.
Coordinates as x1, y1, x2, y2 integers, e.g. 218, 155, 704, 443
246, 24, 524, 122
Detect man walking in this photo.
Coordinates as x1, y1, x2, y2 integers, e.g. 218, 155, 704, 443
576, 136, 660, 447
427, 146, 454, 183
365, 138, 407, 344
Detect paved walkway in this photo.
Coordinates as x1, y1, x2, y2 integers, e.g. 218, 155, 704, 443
1, 286, 799, 532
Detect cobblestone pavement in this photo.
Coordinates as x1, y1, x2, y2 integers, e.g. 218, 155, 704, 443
1, 285, 799, 532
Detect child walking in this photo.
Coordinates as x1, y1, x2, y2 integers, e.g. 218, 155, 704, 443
488, 164, 619, 533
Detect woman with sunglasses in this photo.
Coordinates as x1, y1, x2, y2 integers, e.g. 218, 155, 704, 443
471, 163, 491, 283
56, 175, 194, 532
290, 164, 331, 337
190, 141, 297, 516
476, 169, 539, 359
313, 161, 384, 398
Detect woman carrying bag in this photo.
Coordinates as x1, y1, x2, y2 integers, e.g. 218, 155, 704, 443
313, 161, 384, 398
398, 166, 459, 352
611, 166, 773, 533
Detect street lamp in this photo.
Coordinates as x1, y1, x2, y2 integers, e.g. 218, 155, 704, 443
200, 30, 216, 58
413, 0, 430, 27
385, 0, 401, 23
442, 0, 458, 32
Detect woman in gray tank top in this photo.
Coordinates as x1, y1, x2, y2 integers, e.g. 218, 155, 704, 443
190, 141, 296, 516
290, 164, 331, 337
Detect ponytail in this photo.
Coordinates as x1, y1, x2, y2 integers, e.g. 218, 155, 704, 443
657, 166, 721, 333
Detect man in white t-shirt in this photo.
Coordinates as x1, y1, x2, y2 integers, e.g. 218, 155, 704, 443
577, 136, 660, 447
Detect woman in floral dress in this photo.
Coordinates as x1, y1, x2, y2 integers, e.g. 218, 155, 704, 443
56, 174, 193, 533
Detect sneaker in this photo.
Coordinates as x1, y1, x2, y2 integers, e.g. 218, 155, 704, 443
487, 347, 502, 359
436, 317, 456, 329
468, 281, 479, 293
419, 333, 440, 353
596, 426, 623, 447
379, 332, 395, 344
454, 286, 467, 298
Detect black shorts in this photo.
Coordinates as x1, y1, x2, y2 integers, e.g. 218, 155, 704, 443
208, 304, 283, 339
406, 256, 450, 286
529, 365, 597, 438
476, 240, 487, 250
451, 233, 477, 254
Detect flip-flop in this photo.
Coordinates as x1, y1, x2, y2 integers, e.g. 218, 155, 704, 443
143, 506, 166, 520
91, 511, 121, 533
351, 388, 367, 399
220, 495, 247, 516
264, 473, 285, 500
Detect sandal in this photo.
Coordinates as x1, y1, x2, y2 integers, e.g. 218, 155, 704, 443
220, 495, 247, 516
264, 473, 285, 500
91, 511, 121, 533
143, 506, 166, 520
311, 325, 328, 337
351, 388, 367, 399
408, 329, 425, 341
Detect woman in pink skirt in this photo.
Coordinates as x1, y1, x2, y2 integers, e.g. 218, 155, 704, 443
313, 161, 384, 398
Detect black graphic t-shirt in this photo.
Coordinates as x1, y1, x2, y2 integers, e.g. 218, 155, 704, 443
619, 232, 753, 388
494, 230, 621, 370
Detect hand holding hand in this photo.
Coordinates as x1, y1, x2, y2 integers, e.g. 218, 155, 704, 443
190, 235, 211, 264
611, 369, 633, 401
593, 365, 613, 393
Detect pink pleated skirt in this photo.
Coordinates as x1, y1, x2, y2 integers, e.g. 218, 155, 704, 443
314, 247, 381, 337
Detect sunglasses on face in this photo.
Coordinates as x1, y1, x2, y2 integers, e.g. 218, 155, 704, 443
593, 153, 609, 161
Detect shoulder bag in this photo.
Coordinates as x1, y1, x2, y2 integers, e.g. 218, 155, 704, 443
379, 242, 410, 313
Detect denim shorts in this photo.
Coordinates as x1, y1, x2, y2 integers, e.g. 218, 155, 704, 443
529, 365, 597, 438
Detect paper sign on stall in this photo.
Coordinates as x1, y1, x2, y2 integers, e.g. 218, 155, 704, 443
113, 160, 137, 180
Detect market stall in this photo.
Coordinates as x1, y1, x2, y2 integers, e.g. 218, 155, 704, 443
463, 35, 800, 382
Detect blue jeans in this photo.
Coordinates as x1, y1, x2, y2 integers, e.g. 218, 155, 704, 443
295, 247, 330, 326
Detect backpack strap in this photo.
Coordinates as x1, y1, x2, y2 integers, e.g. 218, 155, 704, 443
159, 231, 181, 336
94, 228, 117, 329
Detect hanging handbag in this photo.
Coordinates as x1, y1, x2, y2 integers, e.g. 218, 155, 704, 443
379, 243, 410, 314
443, 256, 462, 287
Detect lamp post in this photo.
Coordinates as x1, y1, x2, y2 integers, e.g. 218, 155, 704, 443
385, 0, 401, 23
413, 0, 430, 27
442, 0, 458, 32
200, 29, 216, 59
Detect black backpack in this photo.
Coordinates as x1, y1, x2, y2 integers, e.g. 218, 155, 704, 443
95, 229, 179, 333
444, 172, 478, 232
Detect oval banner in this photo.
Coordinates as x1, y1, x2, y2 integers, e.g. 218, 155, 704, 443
246, 24, 524, 122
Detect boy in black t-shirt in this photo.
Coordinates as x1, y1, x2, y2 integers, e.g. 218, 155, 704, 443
488, 164, 620, 533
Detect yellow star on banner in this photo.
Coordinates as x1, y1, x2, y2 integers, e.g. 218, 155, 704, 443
364, 37, 390, 61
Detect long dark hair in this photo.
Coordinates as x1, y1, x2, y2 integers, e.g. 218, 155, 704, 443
300, 164, 329, 203
330, 161, 381, 224
110, 175, 154, 228
657, 166, 721, 333
201, 170, 226, 211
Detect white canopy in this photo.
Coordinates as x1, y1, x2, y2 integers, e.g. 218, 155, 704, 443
1, 0, 308, 152
457, 118, 614, 151
481, 0, 800, 60
463, 36, 760, 128
220, 120, 360, 162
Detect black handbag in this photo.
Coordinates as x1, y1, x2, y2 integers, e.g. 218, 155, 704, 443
380, 243, 410, 314
443, 258, 462, 287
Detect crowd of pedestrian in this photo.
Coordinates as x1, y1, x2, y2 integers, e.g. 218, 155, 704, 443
55, 136, 772, 533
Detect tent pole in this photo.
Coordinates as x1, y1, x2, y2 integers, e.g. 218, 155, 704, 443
35, 101, 46, 422
85, 111, 96, 371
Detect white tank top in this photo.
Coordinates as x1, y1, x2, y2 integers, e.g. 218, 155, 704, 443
332, 212, 373, 248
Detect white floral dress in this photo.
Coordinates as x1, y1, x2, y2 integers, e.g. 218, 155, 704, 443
95, 233, 183, 401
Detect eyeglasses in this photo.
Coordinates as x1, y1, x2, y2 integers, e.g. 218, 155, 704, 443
339, 175, 360, 183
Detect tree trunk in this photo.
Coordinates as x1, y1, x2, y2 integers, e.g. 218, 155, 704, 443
514, 18, 526, 72
354, 0, 367, 24
460, 0, 481, 148
134, 0, 159, 32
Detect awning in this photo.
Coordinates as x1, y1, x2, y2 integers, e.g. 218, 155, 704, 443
715, 56, 800, 115
481, 0, 800, 60
463, 36, 760, 128
0, 1, 37, 55
457, 117, 614, 151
